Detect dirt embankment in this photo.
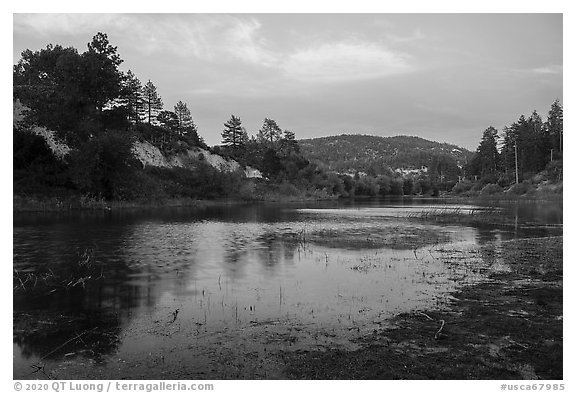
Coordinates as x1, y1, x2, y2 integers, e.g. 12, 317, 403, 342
283, 236, 563, 380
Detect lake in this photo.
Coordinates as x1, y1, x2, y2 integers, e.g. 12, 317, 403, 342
13, 198, 562, 379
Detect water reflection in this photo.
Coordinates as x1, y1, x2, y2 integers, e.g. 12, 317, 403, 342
13, 198, 562, 379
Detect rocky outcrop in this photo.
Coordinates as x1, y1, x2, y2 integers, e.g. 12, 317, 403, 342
14, 100, 71, 160
131, 141, 262, 178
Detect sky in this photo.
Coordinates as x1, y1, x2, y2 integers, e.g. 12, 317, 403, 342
12, 13, 563, 150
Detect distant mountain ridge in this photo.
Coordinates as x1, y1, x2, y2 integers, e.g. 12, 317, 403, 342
299, 134, 473, 180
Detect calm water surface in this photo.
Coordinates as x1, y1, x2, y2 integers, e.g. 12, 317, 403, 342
13, 198, 562, 378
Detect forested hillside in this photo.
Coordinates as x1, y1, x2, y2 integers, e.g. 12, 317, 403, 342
300, 134, 472, 180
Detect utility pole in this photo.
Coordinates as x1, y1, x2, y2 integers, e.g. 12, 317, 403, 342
515, 142, 519, 184
551, 148, 553, 163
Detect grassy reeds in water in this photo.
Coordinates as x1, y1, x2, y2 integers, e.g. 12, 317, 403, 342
408, 206, 506, 225
13, 248, 101, 294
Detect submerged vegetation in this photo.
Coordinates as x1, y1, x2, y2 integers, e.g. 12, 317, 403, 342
285, 236, 563, 380
13, 205, 563, 379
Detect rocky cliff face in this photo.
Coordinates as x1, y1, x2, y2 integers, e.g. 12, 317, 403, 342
14, 100, 71, 160
131, 141, 262, 178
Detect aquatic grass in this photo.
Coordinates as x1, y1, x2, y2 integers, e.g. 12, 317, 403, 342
13, 247, 102, 294
304, 226, 451, 250
407, 206, 509, 226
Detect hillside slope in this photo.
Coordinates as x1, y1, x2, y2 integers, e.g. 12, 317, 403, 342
299, 134, 473, 180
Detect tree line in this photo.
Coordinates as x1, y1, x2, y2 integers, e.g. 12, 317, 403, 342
14, 32, 561, 204
11, 33, 361, 201
465, 100, 563, 191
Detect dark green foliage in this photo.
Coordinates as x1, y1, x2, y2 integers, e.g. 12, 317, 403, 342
173, 101, 204, 147
174, 101, 192, 133
13, 130, 70, 195
82, 33, 123, 116
376, 175, 392, 196
403, 178, 413, 195
14, 45, 87, 143
468, 126, 500, 177
508, 182, 531, 195
547, 99, 563, 157
480, 183, 503, 195
257, 118, 282, 145
261, 148, 283, 179
280, 130, 299, 153
13, 33, 125, 144
221, 115, 245, 149
68, 131, 136, 199
157, 110, 179, 131
118, 70, 143, 126
140, 80, 163, 124
390, 178, 404, 195
144, 164, 246, 200
452, 180, 474, 194
496, 103, 562, 188
354, 176, 379, 196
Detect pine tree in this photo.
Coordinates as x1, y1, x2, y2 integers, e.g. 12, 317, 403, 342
221, 115, 245, 149
174, 101, 193, 135
141, 80, 163, 124
501, 125, 518, 175
469, 126, 500, 177
547, 99, 563, 157
82, 32, 123, 116
257, 118, 282, 145
183, 122, 205, 147
119, 70, 143, 125
500, 111, 548, 180
526, 111, 546, 173
279, 129, 300, 155
157, 110, 179, 131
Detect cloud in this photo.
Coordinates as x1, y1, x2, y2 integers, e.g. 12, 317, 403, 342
14, 14, 272, 63
13, 13, 126, 36
14, 14, 415, 84
385, 29, 426, 44
281, 41, 414, 82
220, 18, 276, 66
530, 65, 563, 75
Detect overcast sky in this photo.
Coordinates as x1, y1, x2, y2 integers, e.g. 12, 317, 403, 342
13, 13, 562, 150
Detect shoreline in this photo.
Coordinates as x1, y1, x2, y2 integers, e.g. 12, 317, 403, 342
13, 190, 562, 214
13, 234, 562, 380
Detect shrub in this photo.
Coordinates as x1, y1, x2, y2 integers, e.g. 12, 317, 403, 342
471, 182, 484, 192
452, 180, 474, 194
508, 181, 531, 195
480, 183, 502, 195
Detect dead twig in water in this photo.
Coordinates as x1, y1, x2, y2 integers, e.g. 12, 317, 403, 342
40, 327, 98, 361
434, 320, 446, 340
416, 311, 434, 321
14, 269, 27, 291
414, 312, 446, 339
169, 309, 179, 324
27, 363, 52, 379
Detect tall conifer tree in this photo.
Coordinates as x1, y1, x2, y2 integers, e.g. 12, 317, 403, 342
221, 115, 244, 149
141, 80, 163, 124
